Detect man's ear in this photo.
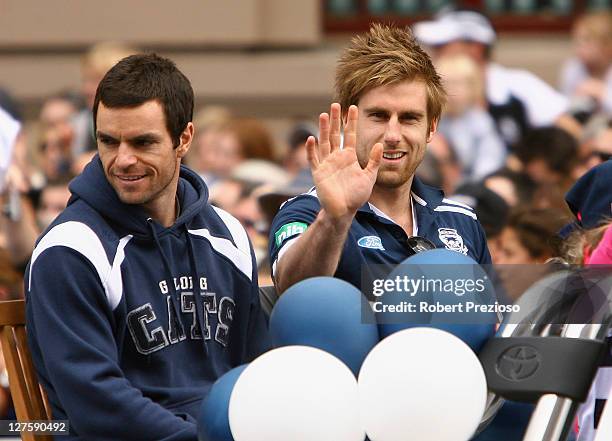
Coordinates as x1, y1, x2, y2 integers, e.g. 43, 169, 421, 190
176, 122, 194, 159
427, 118, 439, 143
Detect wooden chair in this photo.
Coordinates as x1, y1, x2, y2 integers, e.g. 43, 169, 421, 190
0, 299, 52, 441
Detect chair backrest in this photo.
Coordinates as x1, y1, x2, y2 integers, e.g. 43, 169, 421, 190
0, 299, 52, 441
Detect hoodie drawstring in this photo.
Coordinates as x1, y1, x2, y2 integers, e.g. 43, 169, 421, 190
147, 218, 209, 357
185, 225, 210, 357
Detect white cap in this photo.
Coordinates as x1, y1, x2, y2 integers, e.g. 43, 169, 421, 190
413, 10, 496, 46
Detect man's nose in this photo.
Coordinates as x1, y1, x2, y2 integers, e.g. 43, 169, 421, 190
384, 117, 401, 146
115, 143, 138, 168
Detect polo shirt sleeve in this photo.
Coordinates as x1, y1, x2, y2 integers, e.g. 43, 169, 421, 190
475, 220, 492, 265
268, 194, 321, 276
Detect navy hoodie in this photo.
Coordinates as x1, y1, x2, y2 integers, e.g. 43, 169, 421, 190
25, 156, 269, 440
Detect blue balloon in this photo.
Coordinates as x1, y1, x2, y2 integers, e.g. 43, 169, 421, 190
269, 277, 379, 375
198, 365, 247, 441
376, 249, 496, 353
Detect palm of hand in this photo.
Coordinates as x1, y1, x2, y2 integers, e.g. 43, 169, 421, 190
306, 104, 382, 221
313, 148, 376, 219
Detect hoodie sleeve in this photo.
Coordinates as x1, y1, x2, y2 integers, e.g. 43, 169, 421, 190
236, 237, 270, 364
27, 246, 198, 441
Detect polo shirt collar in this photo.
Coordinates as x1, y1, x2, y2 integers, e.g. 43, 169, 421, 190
410, 176, 444, 209
355, 176, 445, 237
356, 176, 444, 215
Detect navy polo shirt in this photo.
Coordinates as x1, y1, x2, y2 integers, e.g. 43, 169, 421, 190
269, 177, 491, 290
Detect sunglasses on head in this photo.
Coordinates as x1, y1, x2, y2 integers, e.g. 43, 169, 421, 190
592, 151, 612, 162
404, 236, 436, 255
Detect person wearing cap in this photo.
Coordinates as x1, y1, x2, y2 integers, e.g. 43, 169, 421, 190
269, 24, 491, 296
413, 9, 581, 149
562, 160, 612, 441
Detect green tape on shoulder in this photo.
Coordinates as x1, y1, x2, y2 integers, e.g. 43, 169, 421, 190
275, 222, 308, 247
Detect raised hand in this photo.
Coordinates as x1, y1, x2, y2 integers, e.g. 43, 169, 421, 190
306, 103, 383, 221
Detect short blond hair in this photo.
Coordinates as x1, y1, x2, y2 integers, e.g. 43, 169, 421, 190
82, 41, 139, 75
335, 23, 446, 129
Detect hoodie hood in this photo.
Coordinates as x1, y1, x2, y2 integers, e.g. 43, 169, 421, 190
565, 160, 612, 229
69, 155, 209, 240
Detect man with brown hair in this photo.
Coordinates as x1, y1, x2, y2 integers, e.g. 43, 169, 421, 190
26, 53, 269, 440
269, 24, 491, 294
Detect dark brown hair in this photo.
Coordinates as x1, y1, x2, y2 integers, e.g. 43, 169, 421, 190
93, 53, 194, 147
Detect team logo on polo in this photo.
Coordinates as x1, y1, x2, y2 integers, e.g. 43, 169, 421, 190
438, 228, 468, 255
357, 235, 385, 250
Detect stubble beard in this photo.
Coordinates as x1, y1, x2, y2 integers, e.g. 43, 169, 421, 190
375, 153, 422, 189
110, 161, 180, 207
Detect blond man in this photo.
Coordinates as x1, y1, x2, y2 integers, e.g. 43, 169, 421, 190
269, 24, 491, 294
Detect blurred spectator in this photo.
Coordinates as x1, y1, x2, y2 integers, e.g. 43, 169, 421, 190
435, 53, 506, 181
0, 183, 38, 270
413, 9, 581, 148
38, 92, 80, 183
188, 106, 235, 186
0, 248, 23, 300
80, 42, 139, 111
230, 159, 289, 188
427, 132, 462, 195
208, 178, 244, 211
496, 207, 568, 265
229, 118, 276, 162
531, 183, 574, 217
415, 150, 444, 189
209, 157, 290, 285
589, 126, 612, 163
514, 126, 580, 189
452, 182, 510, 263
228, 184, 270, 282
484, 168, 535, 208
73, 42, 138, 156
494, 207, 567, 304
560, 160, 612, 441
189, 113, 278, 189
560, 11, 612, 119
36, 178, 71, 231
0, 106, 37, 270
0, 92, 29, 183
0, 105, 21, 193
583, 116, 612, 168
258, 168, 314, 227
573, 220, 612, 441
0, 88, 22, 122
283, 122, 316, 177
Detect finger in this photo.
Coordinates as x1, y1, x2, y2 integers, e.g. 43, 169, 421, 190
329, 103, 341, 152
343, 105, 358, 151
318, 113, 331, 160
365, 142, 383, 175
305, 136, 319, 170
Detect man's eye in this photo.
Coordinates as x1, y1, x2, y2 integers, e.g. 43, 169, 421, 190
370, 112, 386, 120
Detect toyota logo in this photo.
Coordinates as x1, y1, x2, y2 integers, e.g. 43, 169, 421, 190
497, 345, 541, 381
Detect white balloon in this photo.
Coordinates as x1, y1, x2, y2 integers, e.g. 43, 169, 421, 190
358, 328, 487, 441
229, 346, 365, 441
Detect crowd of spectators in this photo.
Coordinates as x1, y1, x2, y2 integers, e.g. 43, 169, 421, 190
0, 8, 610, 436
